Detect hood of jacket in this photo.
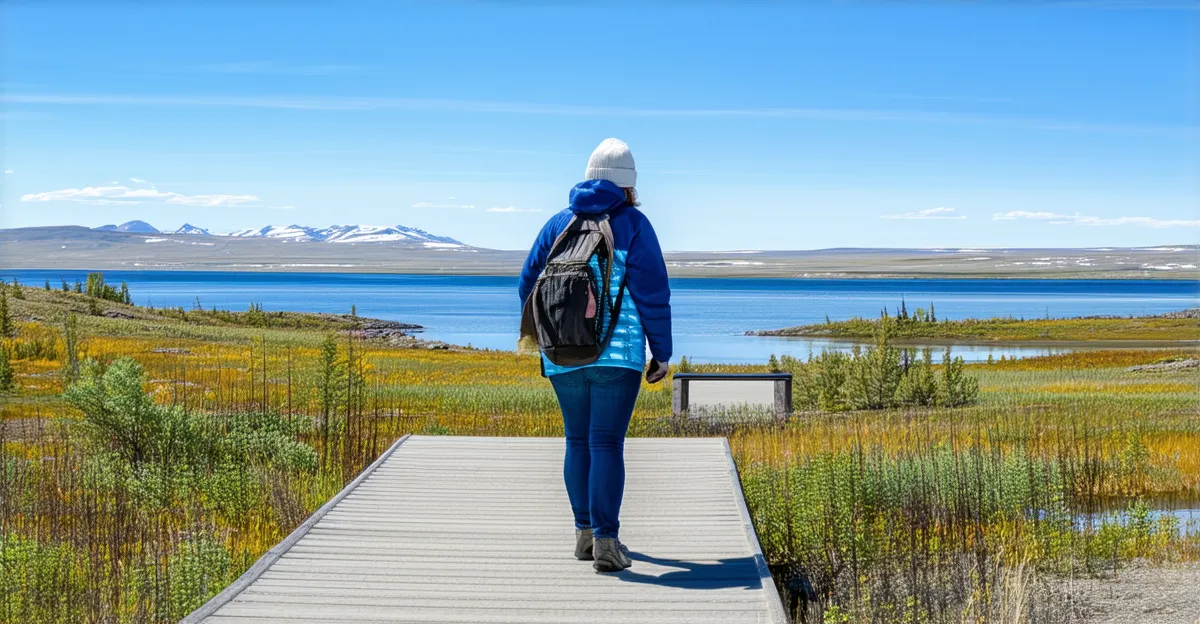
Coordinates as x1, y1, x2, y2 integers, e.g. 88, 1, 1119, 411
568, 179, 628, 216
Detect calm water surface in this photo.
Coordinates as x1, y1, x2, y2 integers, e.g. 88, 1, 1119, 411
6, 270, 1197, 364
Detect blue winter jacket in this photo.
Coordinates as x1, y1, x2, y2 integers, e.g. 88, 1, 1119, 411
518, 180, 672, 375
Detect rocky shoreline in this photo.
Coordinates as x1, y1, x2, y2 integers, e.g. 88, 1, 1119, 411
339, 316, 455, 350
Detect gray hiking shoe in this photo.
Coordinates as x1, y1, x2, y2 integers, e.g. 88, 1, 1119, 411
592, 537, 632, 572
575, 529, 594, 560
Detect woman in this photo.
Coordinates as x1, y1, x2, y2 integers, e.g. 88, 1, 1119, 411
517, 138, 672, 573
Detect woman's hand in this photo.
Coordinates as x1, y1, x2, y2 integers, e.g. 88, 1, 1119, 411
645, 359, 669, 384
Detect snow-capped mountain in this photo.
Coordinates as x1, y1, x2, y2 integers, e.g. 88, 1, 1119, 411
173, 223, 212, 236
227, 225, 318, 240
94, 220, 160, 234
90, 221, 463, 246
227, 224, 464, 246
318, 224, 461, 245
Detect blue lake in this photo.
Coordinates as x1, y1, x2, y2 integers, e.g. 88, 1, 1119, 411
4, 270, 1197, 364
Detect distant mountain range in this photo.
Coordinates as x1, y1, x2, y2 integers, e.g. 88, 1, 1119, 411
91, 221, 463, 246
95, 220, 160, 234
1, 222, 1195, 278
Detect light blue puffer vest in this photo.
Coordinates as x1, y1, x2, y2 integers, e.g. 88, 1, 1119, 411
542, 249, 646, 376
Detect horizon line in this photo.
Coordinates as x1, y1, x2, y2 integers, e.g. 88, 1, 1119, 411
1, 223, 1195, 254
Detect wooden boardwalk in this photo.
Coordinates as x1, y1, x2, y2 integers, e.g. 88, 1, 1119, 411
185, 435, 786, 624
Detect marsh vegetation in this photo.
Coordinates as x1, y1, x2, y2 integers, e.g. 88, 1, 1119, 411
753, 303, 1199, 343
0, 278, 1196, 623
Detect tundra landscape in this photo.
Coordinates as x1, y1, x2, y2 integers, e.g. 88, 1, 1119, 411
3, 224, 1196, 279
1, 277, 1197, 623
4, 2, 1197, 622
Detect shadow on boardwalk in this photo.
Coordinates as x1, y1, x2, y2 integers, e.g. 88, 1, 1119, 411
616, 552, 764, 591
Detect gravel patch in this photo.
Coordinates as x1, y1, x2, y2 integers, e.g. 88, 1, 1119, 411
1059, 562, 1200, 623
1128, 359, 1200, 373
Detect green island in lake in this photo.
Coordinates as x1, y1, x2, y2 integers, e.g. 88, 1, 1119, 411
750, 306, 1200, 344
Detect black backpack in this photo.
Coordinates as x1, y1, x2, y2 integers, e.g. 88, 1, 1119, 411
519, 215, 625, 367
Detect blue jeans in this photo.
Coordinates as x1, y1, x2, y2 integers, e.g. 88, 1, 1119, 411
549, 366, 642, 540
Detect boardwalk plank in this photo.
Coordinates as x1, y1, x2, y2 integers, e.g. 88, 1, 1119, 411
185, 436, 785, 624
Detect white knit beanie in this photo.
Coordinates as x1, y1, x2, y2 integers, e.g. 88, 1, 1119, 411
584, 138, 637, 188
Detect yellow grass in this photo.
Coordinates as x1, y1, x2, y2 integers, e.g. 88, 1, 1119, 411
2, 317, 1197, 623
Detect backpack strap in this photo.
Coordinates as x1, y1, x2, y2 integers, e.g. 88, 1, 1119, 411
546, 215, 580, 259
526, 214, 579, 341
595, 215, 616, 309
595, 216, 625, 348
599, 275, 627, 349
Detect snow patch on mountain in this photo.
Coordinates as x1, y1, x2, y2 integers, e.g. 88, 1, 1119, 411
173, 223, 212, 236
225, 224, 463, 245
91, 220, 463, 246
227, 225, 319, 240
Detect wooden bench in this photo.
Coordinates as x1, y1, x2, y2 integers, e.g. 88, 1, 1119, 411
672, 373, 793, 419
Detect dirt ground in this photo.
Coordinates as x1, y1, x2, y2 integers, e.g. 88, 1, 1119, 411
0, 417, 52, 442
1059, 562, 1200, 623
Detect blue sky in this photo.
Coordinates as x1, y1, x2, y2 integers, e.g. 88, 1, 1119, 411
1, 1, 1196, 251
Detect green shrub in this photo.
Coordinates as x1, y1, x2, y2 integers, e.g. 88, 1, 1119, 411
63, 357, 317, 512
845, 343, 903, 410
165, 536, 235, 620
84, 272, 130, 304
62, 312, 80, 385
785, 351, 849, 412
0, 533, 89, 622
808, 351, 852, 411
221, 410, 318, 473
64, 357, 201, 470
122, 534, 236, 622
895, 349, 938, 407
420, 421, 452, 435
0, 346, 13, 392
780, 321, 980, 412
0, 285, 12, 337
937, 348, 979, 407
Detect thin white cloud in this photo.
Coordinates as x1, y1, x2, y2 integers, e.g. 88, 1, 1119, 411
860, 92, 1015, 104
3, 170, 11, 174
20, 185, 259, 207
129, 177, 149, 184
882, 207, 966, 220
992, 211, 1200, 228
412, 201, 476, 209
196, 61, 366, 76
2, 93, 1193, 137
487, 206, 542, 213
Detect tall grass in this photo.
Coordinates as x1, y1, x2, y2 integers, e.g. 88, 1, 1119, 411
0, 313, 1196, 623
